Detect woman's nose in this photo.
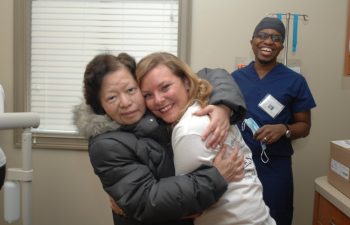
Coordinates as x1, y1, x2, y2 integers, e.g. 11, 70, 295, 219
119, 94, 132, 107
153, 92, 165, 105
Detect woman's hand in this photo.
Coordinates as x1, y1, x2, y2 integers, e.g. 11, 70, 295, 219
212, 145, 244, 182
109, 196, 126, 217
193, 104, 231, 149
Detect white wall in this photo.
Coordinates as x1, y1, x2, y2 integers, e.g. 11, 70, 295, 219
0, 1, 349, 225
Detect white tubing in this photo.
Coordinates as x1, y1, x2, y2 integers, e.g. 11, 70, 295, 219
0, 113, 40, 130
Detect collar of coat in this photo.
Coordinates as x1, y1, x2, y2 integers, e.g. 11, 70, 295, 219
72, 100, 120, 139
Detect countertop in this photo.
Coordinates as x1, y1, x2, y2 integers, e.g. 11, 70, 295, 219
315, 176, 350, 217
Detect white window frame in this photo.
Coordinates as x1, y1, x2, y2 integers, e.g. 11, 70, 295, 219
14, 0, 192, 150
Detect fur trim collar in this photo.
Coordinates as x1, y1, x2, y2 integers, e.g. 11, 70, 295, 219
72, 101, 120, 138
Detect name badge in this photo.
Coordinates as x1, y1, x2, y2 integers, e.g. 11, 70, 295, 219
258, 94, 284, 118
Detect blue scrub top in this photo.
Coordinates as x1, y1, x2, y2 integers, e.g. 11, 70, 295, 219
232, 62, 316, 157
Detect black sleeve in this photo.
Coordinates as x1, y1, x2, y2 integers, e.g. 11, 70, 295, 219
197, 67, 246, 124
89, 132, 227, 223
0, 165, 5, 190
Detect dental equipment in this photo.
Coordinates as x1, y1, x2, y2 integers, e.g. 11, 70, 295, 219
0, 84, 40, 225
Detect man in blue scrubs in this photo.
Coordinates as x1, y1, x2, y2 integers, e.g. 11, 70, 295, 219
232, 17, 316, 225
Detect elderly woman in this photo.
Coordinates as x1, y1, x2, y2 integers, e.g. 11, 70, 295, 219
73, 52, 246, 225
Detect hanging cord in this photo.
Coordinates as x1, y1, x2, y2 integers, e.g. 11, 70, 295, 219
292, 14, 299, 53
242, 118, 269, 163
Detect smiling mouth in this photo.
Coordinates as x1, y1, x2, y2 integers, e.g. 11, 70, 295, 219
261, 47, 272, 52
261, 47, 272, 53
159, 104, 172, 113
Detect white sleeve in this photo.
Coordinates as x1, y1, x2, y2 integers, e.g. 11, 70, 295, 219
0, 148, 6, 167
172, 132, 217, 175
0, 84, 4, 113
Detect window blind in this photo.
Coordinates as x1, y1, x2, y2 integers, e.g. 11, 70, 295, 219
30, 0, 179, 133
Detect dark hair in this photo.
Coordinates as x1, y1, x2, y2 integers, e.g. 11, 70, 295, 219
83, 53, 136, 114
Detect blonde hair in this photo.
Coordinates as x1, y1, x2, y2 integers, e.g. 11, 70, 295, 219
136, 52, 212, 121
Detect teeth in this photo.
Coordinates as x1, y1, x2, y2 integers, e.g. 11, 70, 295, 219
160, 105, 171, 113
261, 47, 272, 52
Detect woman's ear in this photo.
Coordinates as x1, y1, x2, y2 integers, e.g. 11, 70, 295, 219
184, 78, 190, 91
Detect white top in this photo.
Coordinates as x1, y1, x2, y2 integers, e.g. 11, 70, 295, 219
0, 148, 6, 167
0, 85, 6, 166
172, 102, 275, 225
0, 84, 4, 113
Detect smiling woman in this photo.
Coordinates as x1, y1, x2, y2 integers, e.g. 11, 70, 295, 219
138, 63, 192, 124
135, 52, 276, 225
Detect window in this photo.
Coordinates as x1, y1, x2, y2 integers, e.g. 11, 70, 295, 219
14, 0, 192, 149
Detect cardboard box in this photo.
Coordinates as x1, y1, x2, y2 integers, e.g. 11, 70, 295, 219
328, 140, 350, 199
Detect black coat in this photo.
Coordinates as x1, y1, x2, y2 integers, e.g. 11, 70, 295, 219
89, 112, 227, 225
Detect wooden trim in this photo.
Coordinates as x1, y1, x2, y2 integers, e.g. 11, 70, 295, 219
31, 133, 88, 150
178, 0, 192, 65
312, 192, 320, 225
14, 0, 32, 147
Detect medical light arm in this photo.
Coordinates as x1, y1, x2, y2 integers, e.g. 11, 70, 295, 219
0, 85, 40, 225
1, 113, 40, 225
0, 113, 40, 130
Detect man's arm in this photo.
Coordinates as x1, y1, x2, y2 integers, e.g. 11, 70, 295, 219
197, 68, 246, 124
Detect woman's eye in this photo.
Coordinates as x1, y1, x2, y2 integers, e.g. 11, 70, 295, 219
161, 84, 171, 92
127, 87, 137, 94
107, 96, 117, 102
143, 93, 151, 99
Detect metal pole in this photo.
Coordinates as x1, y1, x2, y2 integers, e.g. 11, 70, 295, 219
267, 12, 308, 66
284, 13, 291, 66
22, 129, 32, 225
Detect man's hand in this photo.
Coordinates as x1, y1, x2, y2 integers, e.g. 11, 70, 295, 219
254, 124, 286, 144
193, 104, 231, 149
